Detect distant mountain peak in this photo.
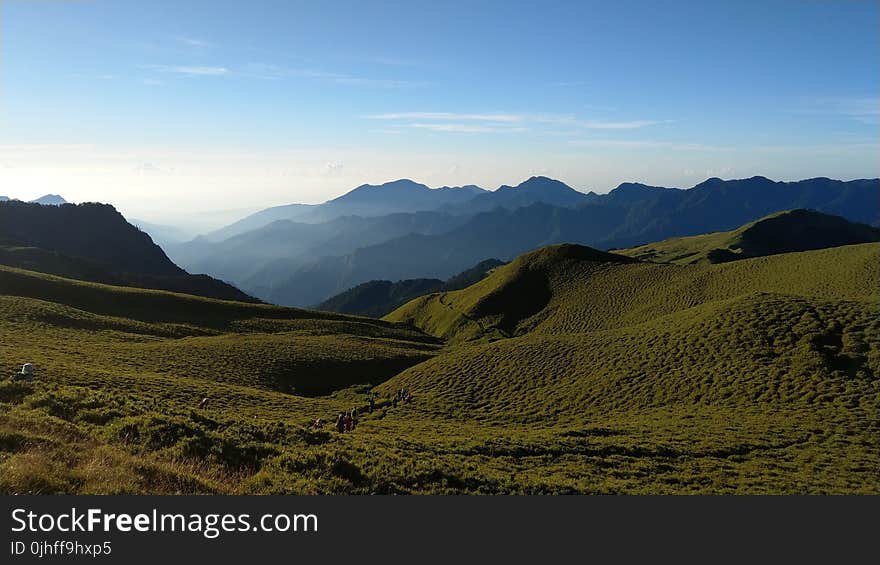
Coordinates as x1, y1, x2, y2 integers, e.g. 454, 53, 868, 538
518, 176, 571, 188
29, 194, 67, 206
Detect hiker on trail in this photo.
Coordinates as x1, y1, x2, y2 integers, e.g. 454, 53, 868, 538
368, 395, 375, 413
404, 391, 413, 404
13, 363, 34, 382
312, 418, 324, 429
335, 413, 346, 433
350, 408, 358, 429
392, 395, 399, 408
197, 397, 209, 409
343, 411, 353, 432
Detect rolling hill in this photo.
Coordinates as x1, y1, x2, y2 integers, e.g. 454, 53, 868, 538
0, 201, 255, 302
386, 242, 879, 340
619, 209, 880, 265
2, 237, 878, 494
374, 241, 879, 493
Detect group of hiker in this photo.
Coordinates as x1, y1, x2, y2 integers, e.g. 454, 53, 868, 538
334, 408, 359, 433
308, 389, 415, 433
391, 388, 413, 407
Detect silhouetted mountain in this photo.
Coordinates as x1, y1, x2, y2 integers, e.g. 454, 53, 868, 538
0, 201, 256, 302
171, 210, 471, 286
0, 196, 9, 202
444, 176, 590, 213
314, 258, 505, 317
203, 203, 316, 242
598, 176, 880, 246
315, 278, 443, 318
29, 194, 67, 206
202, 179, 485, 241
252, 176, 878, 306
261, 203, 628, 306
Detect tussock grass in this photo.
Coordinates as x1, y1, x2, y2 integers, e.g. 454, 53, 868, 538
1, 243, 878, 494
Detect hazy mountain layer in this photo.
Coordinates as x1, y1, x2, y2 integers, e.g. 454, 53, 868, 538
173, 176, 878, 307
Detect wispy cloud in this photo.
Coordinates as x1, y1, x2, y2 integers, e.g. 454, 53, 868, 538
236, 63, 423, 87
534, 114, 670, 129
143, 64, 228, 76
569, 139, 727, 151
177, 36, 212, 48
581, 120, 670, 129
329, 76, 424, 88
354, 55, 418, 67
368, 112, 524, 122
793, 96, 880, 125
410, 123, 528, 134
140, 78, 164, 86
366, 111, 669, 134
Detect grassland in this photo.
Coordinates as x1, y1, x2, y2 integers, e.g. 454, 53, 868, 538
617, 209, 880, 265
2, 242, 878, 494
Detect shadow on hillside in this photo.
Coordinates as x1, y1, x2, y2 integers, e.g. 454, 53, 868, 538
274, 355, 436, 397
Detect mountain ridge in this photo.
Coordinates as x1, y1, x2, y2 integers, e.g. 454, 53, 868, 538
0, 200, 257, 302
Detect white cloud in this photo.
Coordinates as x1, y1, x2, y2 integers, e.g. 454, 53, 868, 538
411, 123, 495, 133
368, 112, 524, 122
569, 139, 726, 151
581, 120, 670, 129
324, 161, 344, 175
140, 78, 163, 86
792, 96, 880, 125
410, 123, 528, 134
236, 64, 424, 87
177, 36, 212, 48
144, 64, 228, 76
330, 76, 424, 88
133, 162, 173, 175
368, 112, 669, 133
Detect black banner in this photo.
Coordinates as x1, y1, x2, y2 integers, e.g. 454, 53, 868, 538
1, 496, 876, 563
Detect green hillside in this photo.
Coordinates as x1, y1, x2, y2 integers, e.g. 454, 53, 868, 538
2, 240, 878, 494
375, 242, 879, 493
618, 209, 880, 265
386, 242, 879, 340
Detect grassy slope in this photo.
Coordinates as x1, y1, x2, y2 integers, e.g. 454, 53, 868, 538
2, 243, 878, 494
374, 243, 879, 493
617, 209, 880, 265
0, 265, 446, 493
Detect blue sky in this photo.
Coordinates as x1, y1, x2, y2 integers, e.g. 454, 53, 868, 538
1, 0, 878, 228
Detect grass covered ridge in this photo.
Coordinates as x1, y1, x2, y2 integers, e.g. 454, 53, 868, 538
1, 241, 878, 494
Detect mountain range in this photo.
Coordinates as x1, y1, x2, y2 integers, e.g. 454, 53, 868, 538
161, 175, 878, 307
0, 194, 69, 205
